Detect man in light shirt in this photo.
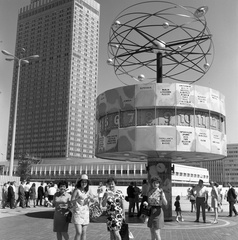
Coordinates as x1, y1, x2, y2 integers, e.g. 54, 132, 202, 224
194, 179, 208, 223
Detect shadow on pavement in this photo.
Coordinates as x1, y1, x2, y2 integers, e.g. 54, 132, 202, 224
25, 210, 54, 219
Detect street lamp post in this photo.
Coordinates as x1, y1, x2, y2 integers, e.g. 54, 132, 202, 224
1, 49, 39, 176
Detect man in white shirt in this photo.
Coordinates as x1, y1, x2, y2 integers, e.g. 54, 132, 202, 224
194, 179, 208, 223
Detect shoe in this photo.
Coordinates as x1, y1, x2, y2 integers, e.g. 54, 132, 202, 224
181, 218, 184, 222
194, 220, 199, 222
213, 220, 218, 224
234, 214, 238, 217
176, 218, 179, 222
203, 220, 206, 223
227, 215, 232, 217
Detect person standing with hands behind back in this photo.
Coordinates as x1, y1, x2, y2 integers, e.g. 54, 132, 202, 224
147, 176, 167, 240
227, 183, 238, 217
102, 177, 125, 240
193, 179, 208, 223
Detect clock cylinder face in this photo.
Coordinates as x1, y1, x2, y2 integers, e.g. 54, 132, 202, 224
108, 1, 214, 84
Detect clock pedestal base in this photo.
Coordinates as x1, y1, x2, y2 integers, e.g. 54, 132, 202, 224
147, 158, 172, 221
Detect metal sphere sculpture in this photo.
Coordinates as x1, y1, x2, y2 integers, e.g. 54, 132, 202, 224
107, 1, 214, 85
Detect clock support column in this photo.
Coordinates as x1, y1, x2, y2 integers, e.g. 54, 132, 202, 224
147, 158, 172, 221
156, 53, 163, 83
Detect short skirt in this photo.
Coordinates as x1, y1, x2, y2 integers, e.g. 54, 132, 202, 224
147, 206, 164, 229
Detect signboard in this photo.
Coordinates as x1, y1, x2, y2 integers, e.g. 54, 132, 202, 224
195, 128, 211, 153
156, 126, 176, 151
135, 83, 155, 107
194, 85, 210, 110
177, 126, 195, 151
156, 83, 176, 106
176, 84, 194, 106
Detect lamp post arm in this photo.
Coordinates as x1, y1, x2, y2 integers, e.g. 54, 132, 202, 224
9, 59, 21, 176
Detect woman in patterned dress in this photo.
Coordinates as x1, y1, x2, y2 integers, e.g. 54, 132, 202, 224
102, 177, 125, 240
147, 176, 167, 240
53, 180, 71, 240
71, 174, 97, 240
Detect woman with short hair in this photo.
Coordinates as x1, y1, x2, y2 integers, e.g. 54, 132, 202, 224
147, 176, 167, 240
53, 180, 71, 240
102, 177, 125, 240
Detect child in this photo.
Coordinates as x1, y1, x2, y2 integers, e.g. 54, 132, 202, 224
174, 195, 184, 222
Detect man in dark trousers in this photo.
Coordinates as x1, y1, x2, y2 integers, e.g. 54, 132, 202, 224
36, 182, 44, 206
227, 183, 238, 217
7, 182, 16, 209
16, 181, 26, 208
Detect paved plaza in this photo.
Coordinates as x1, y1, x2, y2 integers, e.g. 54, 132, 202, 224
0, 197, 238, 240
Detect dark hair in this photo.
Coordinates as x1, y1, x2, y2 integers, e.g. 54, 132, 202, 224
106, 177, 117, 185
32, 183, 36, 187
58, 180, 68, 189
142, 179, 147, 184
176, 195, 180, 201
214, 182, 219, 187
151, 176, 161, 183
76, 179, 89, 192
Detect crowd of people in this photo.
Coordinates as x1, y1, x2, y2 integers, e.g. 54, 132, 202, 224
185, 180, 238, 225
2, 177, 238, 240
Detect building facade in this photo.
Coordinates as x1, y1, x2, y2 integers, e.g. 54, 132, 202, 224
7, 0, 100, 160
224, 143, 238, 186
1, 160, 209, 187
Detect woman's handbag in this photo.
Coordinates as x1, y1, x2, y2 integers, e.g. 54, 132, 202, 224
65, 210, 72, 223
141, 206, 151, 216
89, 202, 103, 219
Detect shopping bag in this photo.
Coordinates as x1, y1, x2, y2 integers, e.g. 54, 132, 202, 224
119, 221, 129, 240
89, 202, 103, 219
129, 231, 134, 239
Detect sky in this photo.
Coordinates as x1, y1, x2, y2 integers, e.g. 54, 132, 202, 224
0, 0, 238, 161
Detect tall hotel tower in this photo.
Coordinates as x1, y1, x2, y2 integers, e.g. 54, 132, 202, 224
7, 0, 100, 160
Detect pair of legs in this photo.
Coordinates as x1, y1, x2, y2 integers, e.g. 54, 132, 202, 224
128, 198, 135, 216
109, 230, 121, 240
190, 200, 196, 212
37, 196, 43, 206
195, 197, 206, 222
150, 227, 161, 240
74, 224, 87, 240
213, 207, 218, 223
56, 232, 69, 240
133, 201, 140, 215
175, 211, 184, 222
228, 201, 238, 216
